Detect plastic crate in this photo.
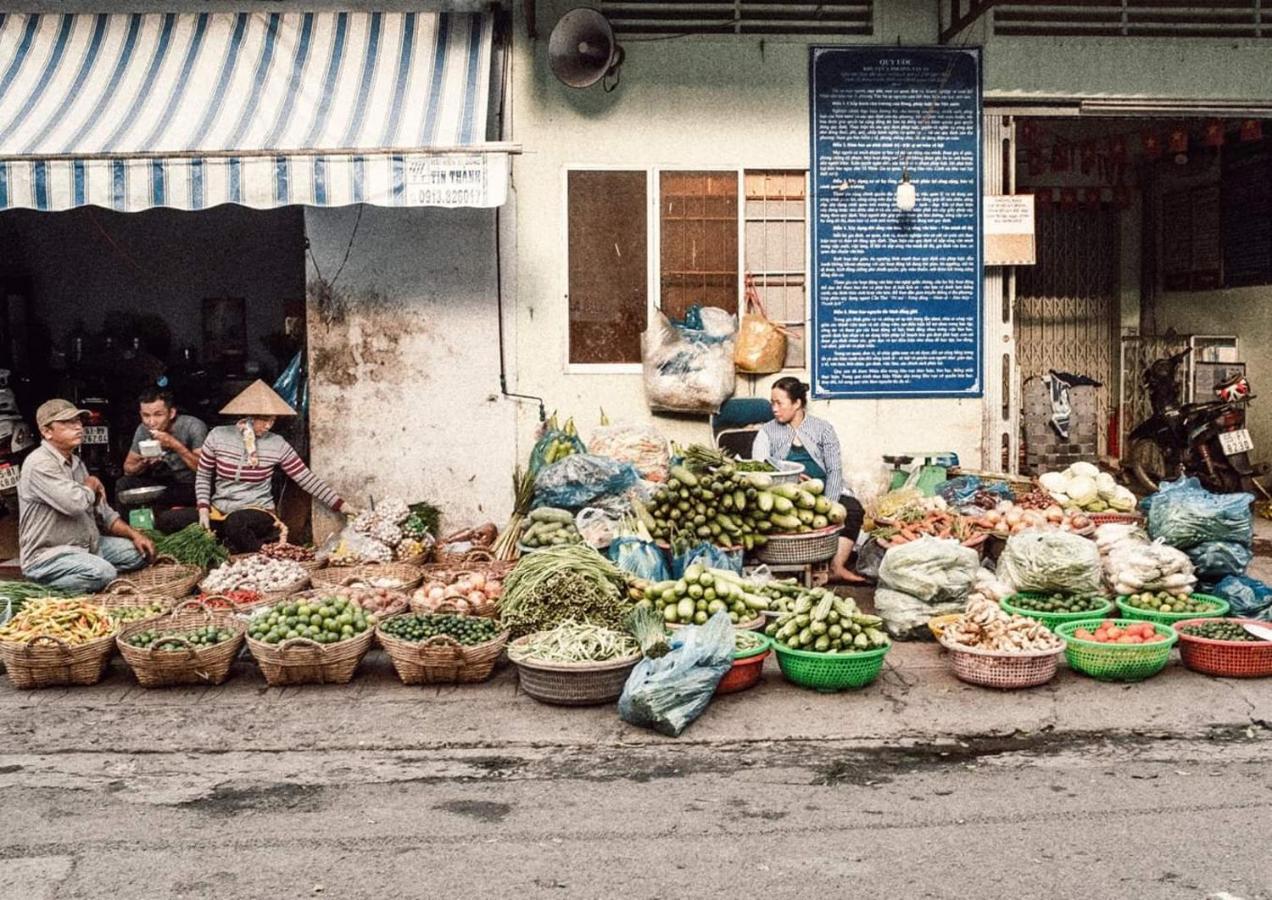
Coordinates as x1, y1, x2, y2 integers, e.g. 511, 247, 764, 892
1054, 619, 1177, 682
772, 643, 888, 692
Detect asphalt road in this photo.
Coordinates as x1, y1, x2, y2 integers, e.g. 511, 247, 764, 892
3, 728, 1269, 899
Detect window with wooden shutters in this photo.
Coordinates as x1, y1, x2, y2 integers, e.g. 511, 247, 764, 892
744, 170, 807, 368
659, 171, 739, 323
567, 170, 648, 365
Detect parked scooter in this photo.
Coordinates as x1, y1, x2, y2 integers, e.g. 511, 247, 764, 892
1126, 347, 1268, 496
0, 370, 36, 516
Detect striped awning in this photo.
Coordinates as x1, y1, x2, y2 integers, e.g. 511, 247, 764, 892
0, 11, 509, 212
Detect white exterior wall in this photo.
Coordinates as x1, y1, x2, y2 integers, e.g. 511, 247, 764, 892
503, 1, 1272, 484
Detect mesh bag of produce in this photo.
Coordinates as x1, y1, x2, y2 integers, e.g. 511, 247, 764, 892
997, 530, 1103, 595
587, 423, 671, 482
618, 611, 734, 737
877, 536, 979, 604
1144, 476, 1254, 549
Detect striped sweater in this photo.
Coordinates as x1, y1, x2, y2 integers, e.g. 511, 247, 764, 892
196, 426, 344, 514
750, 414, 847, 501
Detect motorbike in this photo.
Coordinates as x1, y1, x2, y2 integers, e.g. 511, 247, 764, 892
0, 369, 36, 516
1126, 347, 1268, 496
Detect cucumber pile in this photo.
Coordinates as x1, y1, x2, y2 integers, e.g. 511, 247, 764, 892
520, 507, 585, 549
640, 462, 849, 550
638, 564, 770, 625
765, 592, 890, 653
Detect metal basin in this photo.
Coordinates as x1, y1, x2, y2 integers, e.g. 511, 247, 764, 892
118, 485, 167, 506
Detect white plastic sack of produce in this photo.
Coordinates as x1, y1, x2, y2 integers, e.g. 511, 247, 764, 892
997, 530, 1102, 595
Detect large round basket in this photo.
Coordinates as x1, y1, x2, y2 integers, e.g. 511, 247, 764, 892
1115, 593, 1230, 627
196, 590, 275, 614
772, 643, 889, 692
105, 554, 202, 600
669, 614, 766, 633
1086, 512, 1145, 527
244, 628, 375, 686
91, 583, 175, 624
412, 568, 504, 618
200, 558, 311, 604
115, 599, 247, 687
310, 563, 423, 594
0, 631, 117, 689
377, 615, 509, 685
938, 636, 1065, 689
755, 526, 840, 565
1001, 593, 1114, 631
507, 634, 641, 706
1054, 619, 1177, 682
234, 549, 325, 574
1174, 618, 1272, 678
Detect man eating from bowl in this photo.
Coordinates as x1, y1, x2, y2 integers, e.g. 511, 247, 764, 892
117, 386, 208, 510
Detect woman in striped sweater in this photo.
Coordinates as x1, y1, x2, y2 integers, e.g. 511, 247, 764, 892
157, 381, 354, 553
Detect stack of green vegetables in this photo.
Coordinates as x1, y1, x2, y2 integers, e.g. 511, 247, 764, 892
499, 545, 633, 638
765, 592, 890, 653
509, 621, 639, 663
639, 444, 849, 551
142, 524, 230, 568
638, 564, 769, 625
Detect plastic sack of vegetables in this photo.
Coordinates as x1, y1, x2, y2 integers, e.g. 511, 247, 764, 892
619, 610, 734, 737
641, 311, 736, 415
1186, 540, 1253, 580
587, 421, 671, 483
528, 415, 587, 476
533, 454, 641, 511
874, 587, 964, 640
1104, 540, 1196, 597
609, 536, 671, 582
997, 530, 1102, 595
877, 536, 979, 604
575, 507, 623, 550
1206, 574, 1272, 621
673, 542, 742, 577
1144, 476, 1254, 549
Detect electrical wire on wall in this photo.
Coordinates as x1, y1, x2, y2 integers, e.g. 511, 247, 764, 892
308, 204, 364, 327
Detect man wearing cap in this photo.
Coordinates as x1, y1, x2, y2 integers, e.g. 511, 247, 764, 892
18, 400, 156, 593
157, 380, 356, 552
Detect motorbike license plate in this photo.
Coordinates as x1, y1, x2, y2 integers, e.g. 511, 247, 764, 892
1219, 428, 1254, 455
0, 464, 18, 491
82, 426, 109, 445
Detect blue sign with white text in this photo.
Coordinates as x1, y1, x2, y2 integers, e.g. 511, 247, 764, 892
809, 47, 982, 398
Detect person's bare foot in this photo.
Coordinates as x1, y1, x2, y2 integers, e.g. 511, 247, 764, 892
828, 567, 867, 585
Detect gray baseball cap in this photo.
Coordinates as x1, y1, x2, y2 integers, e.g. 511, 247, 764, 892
36, 399, 89, 429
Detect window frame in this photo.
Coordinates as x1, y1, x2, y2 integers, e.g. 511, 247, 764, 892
561, 164, 811, 374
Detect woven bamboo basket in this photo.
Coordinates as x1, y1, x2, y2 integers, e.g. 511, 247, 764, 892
755, 526, 841, 565
938, 635, 1066, 689
378, 616, 509, 685
199, 561, 310, 605
196, 591, 275, 614
430, 544, 501, 568
91, 583, 175, 623
105, 554, 202, 599
507, 634, 642, 706
0, 631, 117, 689
244, 627, 375, 686
234, 549, 325, 574
343, 587, 411, 618
310, 563, 423, 594
116, 599, 247, 687
410, 568, 502, 618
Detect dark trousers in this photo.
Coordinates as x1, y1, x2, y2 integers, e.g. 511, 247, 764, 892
156, 507, 280, 553
116, 474, 197, 510
839, 495, 866, 540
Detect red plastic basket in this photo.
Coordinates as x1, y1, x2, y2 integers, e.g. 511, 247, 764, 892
1175, 618, 1272, 678
1085, 512, 1145, 527
716, 648, 769, 694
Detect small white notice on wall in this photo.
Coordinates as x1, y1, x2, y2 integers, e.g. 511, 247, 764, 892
985, 194, 1036, 266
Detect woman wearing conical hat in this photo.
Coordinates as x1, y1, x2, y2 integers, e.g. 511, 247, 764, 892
156, 381, 355, 553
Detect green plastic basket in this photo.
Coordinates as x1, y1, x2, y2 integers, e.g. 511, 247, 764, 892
772, 643, 889, 692
1054, 619, 1178, 682
1115, 593, 1230, 626
732, 633, 771, 661
1000, 593, 1113, 631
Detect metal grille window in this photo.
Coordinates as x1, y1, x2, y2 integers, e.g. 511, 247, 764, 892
659, 171, 739, 322
744, 170, 807, 369
604, 0, 874, 37
943, 0, 1272, 41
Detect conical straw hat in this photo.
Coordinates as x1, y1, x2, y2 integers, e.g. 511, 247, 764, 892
220, 380, 297, 417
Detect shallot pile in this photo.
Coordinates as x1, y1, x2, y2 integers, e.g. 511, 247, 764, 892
412, 570, 503, 614
201, 557, 307, 595
968, 502, 1092, 537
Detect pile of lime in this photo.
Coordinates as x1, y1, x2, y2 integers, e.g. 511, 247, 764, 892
247, 596, 371, 645
125, 625, 234, 650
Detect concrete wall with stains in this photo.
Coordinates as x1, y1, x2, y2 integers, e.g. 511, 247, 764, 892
303, 204, 516, 539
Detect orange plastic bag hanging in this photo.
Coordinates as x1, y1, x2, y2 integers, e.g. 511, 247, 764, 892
734, 276, 789, 374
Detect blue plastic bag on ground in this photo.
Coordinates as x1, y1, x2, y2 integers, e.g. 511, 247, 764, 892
936, 476, 1012, 510
1145, 476, 1254, 549
1206, 575, 1272, 621
1186, 541, 1253, 579
618, 611, 735, 737
533, 454, 641, 511
673, 542, 743, 577
610, 536, 671, 582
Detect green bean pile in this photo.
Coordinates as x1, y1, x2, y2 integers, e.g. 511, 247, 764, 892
510, 621, 638, 664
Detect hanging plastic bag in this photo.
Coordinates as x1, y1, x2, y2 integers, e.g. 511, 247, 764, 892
673, 542, 743, 577
1206, 575, 1272, 621
587, 422, 671, 482
877, 536, 979, 604
641, 312, 736, 415
532, 454, 641, 511
733, 277, 788, 375
272, 351, 307, 416
619, 611, 735, 736
997, 530, 1103, 595
1144, 476, 1254, 549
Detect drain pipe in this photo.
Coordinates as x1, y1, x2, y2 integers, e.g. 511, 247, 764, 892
494, 206, 545, 422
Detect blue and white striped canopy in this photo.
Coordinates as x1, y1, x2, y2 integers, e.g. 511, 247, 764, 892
0, 11, 507, 211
